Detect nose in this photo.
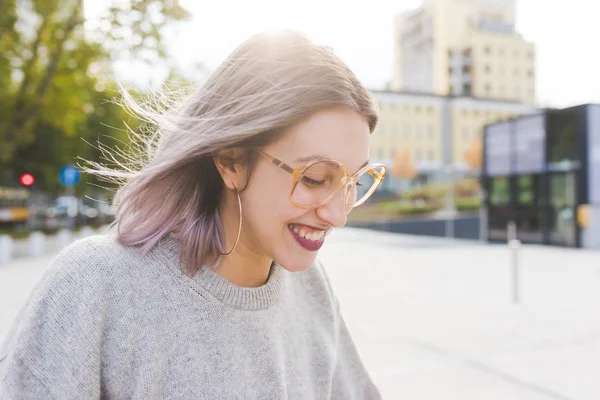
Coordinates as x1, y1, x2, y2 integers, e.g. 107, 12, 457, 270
315, 188, 347, 228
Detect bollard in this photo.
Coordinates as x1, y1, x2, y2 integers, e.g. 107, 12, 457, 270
28, 231, 45, 258
507, 221, 521, 304
56, 229, 72, 251
0, 234, 13, 265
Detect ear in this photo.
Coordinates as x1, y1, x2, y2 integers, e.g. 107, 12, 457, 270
213, 148, 247, 191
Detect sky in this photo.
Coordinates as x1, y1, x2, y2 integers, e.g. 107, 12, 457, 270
96, 0, 600, 109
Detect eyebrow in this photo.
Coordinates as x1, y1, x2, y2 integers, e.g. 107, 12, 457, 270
295, 155, 369, 172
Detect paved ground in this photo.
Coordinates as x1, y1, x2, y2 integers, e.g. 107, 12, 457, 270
1, 228, 600, 399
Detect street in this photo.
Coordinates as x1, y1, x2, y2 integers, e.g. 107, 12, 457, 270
2, 228, 600, 399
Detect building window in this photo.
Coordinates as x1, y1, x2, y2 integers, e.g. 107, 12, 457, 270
426, 106, 434, 114
527, 50, 535, 59
415, 106, 422, 114
484, 46, 491, 55
528, 70, 534, 78
427, 125, 434, 138
428, 150, 434, 160
403, 125, 410, 137
416, 149, 422, 161
485, 65, 491, 73
485, 84, 491, 95
416, 125, 423, 138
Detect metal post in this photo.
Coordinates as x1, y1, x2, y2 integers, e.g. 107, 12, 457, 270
441, 96, 454, 239
507, 220, 521, 304
445, 165, 455, 238
479, 189, 488, 242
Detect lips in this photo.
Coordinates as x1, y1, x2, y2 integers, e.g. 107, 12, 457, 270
288, 223, 328, 251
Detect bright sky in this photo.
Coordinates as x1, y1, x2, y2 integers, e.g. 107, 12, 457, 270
98, 0, 600, 108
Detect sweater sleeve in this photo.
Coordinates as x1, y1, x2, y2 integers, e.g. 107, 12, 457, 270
313, 259, 381, 399
0, 242, 106, 399
329, 311, 382, 400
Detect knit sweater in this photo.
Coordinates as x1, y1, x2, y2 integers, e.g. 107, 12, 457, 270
0, 234, 381, 399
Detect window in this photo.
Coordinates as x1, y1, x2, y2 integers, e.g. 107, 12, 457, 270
490, 177, 510, 206
485, 65, 491, 73
527, 70, 534, 78
428, 150, 435, 160
527, 50, 535, 59
403, 125, 411, 137
426, 106, 434, 114
485, 84, 491, 95
484, 46, 491, 55
415, 125, 423, 138
416, 149, 422, 161
427, 126, 434, 138
415, 106, 422, 114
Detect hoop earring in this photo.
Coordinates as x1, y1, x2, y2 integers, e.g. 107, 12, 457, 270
219, 189, 242, 256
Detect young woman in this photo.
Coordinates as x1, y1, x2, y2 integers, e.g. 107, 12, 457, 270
0, 30, 386, 399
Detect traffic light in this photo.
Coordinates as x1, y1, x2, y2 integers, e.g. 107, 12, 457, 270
19, 173, 35, 187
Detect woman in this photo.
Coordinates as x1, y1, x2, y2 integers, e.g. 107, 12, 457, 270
0, 30, 386, 399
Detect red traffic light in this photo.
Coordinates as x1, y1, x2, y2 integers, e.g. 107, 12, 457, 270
20, 173, 35, 187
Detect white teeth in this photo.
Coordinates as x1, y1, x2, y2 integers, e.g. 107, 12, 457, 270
290, 224, 325, 241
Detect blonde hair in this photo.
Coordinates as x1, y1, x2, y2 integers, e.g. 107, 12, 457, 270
91, 30, 378, 275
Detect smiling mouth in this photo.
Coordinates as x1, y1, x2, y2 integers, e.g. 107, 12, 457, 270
288, 224, 330, 251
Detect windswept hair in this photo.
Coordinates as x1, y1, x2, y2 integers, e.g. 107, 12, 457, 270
88, 30, 378, 275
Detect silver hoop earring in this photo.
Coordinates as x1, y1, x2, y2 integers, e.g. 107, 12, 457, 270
219, 189, 242, 256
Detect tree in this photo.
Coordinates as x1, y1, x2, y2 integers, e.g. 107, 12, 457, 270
0, 0, 191, 164
392, 148, 417, 180
463, 138, 483, 172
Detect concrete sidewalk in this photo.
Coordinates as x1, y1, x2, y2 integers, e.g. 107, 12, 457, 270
1, 228, 600, 399
320, 228, 600, 399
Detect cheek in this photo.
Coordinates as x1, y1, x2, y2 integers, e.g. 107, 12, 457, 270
242, 169, 303, 238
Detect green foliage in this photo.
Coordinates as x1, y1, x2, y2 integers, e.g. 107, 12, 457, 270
455, 197, 482, 211
0, 0, 190, 193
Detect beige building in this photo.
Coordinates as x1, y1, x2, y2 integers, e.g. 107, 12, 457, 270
370, 90, 537, 189
391, 0, 536, 105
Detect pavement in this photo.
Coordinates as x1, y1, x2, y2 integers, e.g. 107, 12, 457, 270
1, 227, 600, 399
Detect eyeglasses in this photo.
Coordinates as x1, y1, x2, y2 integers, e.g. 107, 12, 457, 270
256, 149, 386, 213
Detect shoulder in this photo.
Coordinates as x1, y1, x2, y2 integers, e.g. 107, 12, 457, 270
292, 258, 340, 312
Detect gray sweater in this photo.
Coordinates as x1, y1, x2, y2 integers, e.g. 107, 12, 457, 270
0, 234, 381, 399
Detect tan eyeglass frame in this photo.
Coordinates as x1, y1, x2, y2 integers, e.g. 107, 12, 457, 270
255, 149, 386, 210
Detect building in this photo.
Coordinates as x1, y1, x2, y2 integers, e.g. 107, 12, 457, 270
370, 90, 537, 193
391, 0, 536, 105
482, 104, 600, 249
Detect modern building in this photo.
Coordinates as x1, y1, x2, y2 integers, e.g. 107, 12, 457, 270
482, 104, 600, 249
391, 0, 536, 105
370, 90, 537, 192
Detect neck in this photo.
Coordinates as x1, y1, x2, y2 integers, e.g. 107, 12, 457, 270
216, 195, 272, 288
216, 250, 273, 288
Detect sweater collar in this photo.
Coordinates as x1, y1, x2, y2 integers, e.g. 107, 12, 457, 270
152, 234, 288, 311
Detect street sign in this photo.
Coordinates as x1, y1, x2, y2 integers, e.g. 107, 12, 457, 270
59, 165, 80, 187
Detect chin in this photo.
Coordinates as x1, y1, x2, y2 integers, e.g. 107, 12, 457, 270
275, 255, 318, 273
